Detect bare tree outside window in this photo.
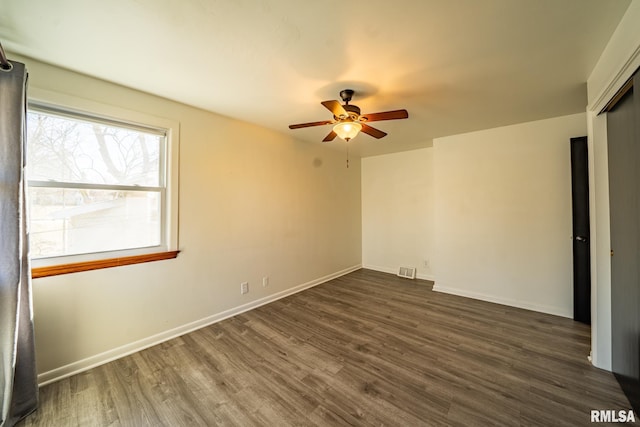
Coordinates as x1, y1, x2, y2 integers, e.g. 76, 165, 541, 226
26, 108, 166, 258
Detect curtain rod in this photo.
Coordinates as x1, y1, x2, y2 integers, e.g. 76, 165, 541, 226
0, 41, 12, 70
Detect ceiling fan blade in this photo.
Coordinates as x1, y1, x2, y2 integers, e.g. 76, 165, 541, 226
322, 130, 337, 142
321, 100, 348, 118
361, 109, 408, 122
289, 120, 333, 129
361, 123, 387, 139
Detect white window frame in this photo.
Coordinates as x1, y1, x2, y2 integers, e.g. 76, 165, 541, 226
27, 88, 180, 268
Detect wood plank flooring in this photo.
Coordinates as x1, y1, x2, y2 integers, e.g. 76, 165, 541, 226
18, 269, 637, 426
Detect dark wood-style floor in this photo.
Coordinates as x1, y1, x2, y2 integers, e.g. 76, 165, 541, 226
19, 269, 636, 426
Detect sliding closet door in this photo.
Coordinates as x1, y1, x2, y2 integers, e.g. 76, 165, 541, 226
607, 75, 640, 411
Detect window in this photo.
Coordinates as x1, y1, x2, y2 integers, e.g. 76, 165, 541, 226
26, 96, 179, 273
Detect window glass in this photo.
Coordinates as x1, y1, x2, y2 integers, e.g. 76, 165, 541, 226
27, 111, 162, 186
27, 107, 167, 259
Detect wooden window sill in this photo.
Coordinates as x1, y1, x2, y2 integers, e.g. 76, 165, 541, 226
31, 251, 180, 279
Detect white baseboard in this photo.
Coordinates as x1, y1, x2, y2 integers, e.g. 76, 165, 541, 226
362, 264, 435, 282
432, 283, 572, 318
37, 264, 362, 386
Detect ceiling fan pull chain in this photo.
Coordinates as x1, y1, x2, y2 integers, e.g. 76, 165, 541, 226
347, 144, 350, 169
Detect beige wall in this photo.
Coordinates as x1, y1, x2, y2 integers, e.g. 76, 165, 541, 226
361, 148, 434, 280
433, 113, 586, 317
18, 55, 362, 383
361, 113, 586, 318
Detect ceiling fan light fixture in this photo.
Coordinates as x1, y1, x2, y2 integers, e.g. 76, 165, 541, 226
333, 121, 362, 141
288, 89, 408, 142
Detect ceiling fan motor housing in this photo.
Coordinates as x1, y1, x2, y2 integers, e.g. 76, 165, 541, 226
340, 89, 355, 103
342, 104, 361, 121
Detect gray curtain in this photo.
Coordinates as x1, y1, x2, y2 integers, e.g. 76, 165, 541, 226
0, 61, 38, 426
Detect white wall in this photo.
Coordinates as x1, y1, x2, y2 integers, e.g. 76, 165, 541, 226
433, 113, 587, 317
362, 148, 434, 280
586, 0, 640, 370
17, 55, 362, 383
587, 1, 640, 110
587, 112, 612, 369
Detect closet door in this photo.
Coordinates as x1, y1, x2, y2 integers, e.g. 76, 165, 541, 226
570, 136, 591, 324
607, 75, 640, 409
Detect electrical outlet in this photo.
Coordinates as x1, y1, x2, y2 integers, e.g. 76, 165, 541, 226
241, 282, 249, 294
263, 276, 269, 287
423, 259, 429, 268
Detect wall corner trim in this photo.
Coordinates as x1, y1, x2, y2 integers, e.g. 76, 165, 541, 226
589, 42, 640, 113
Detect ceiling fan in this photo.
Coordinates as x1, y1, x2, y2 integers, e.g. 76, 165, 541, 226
288, 89, 409, 142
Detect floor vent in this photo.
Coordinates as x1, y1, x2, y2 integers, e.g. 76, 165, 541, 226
397, 267, 416, 279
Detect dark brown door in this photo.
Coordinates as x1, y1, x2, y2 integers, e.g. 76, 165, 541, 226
570, 136, 590, 324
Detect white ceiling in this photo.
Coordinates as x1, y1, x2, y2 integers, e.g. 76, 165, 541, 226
0, 0, 631, 157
